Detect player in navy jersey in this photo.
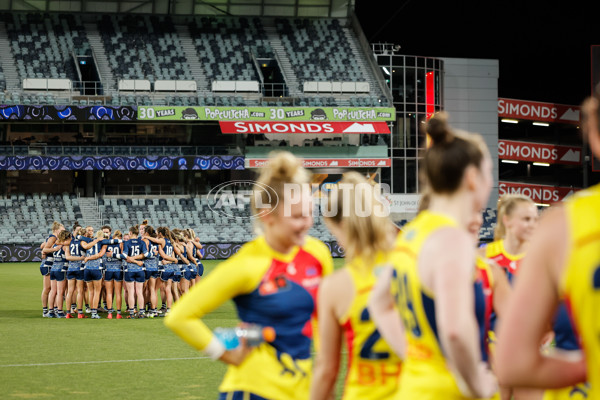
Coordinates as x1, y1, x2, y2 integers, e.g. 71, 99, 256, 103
117, 226, 149, 318
104, 230, 124, 319
147, 226, 178, 315
41, 221, 64, 317
82, 231, 109, 319
171, 229, 190, 301
187, 229, 205, 284
64, 223, 85, 318
47, 229, 70, 318
180, 229, 198, 295
142, 226, 161, 317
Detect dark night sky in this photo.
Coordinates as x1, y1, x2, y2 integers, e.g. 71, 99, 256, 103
354, 0, 597, 106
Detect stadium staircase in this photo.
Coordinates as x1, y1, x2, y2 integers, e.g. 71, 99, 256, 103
343, 27, 385, 102
175, 24, 209, 92
77, 197, 103, 229
0, 21, 20, 91
263, 25, 300, 96
84, 23, 115, 96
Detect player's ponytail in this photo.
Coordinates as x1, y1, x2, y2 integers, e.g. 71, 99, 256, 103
422, 112, 489, 194
51, 221, 63, 233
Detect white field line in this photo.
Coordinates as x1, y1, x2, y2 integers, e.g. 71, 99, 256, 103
0, 356, 211, 368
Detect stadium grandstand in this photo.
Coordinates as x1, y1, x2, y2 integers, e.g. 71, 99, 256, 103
0, 0, 499, 263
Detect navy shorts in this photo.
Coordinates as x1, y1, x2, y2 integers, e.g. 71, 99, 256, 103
124, 270, 145, 283
145, 269, 159, 280
160, 270, 174, 282
104, 270, 123, 282
67, 269, 83, 281
84, 269, 103, 282
197, 263, 204, 277
183, 269, 194, 281
219, 391, 268, 400
50, 270, 66, 282
40, 261, 50, 276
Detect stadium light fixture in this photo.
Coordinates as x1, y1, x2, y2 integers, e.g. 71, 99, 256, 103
501, 160, 519, 164
501, 118, 519, 124
533, 162, 550, 167
382, 67, 391, 76
533, 122, 550, 127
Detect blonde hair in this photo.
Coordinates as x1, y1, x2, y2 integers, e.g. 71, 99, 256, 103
95, 230, 106, 240
494, 194, 535, 239
51, 221, 63, 232
324, 172, 394, 265
113, 230, 122, 239
251, 151, 311, 230
171, 229, 185, 242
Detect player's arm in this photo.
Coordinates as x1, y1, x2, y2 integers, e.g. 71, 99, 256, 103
84, 244, 107, 262
311, 274, 344, 400
164, 257, 260, 365
308, 239, 334, 352
173, 244, 190, 265
495, 206, 587, 388
369, 265, 406, 359
80, 237, 101, 250
42, 236, 58, 254
64, 243, 84, 261
157, 246, 177, 263
428, 228, 496, 398
186, 242, 198, 266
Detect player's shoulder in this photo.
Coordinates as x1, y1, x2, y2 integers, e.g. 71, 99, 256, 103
484, 239, 503, 257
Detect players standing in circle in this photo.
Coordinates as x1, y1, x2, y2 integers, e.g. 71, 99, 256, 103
41, 221, 63, 317
310, 172, 401, 399
369, 113, 497, 398
64, 223, 85, 318
165, 151, 333, 400
494, 96, 599, 396
484, 194, 538, 282
104, 230, 124, 319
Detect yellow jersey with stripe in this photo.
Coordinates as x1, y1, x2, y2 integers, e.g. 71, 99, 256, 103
166, 235, 333, 400
561, 184, 600, 400
484, 239, 524, 283
340, 252, 402, 400
391, 210, 490, 399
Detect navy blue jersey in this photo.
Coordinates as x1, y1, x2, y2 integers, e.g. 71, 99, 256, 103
553, 302, 580, 351
68, 238, 84, 258
119, 238, 148, 259
105, 242, 122, 262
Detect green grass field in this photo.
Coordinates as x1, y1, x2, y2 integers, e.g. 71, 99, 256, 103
0, 259, 347, 399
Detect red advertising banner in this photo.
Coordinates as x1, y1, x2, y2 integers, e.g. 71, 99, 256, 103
498, 140, 582, 165
498, 98, 580, 125
219, 121, 390, 134
499, 181, 578, 204
247, 158, 391, 168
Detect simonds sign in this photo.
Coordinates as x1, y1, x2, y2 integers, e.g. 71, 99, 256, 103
498, 98, 580, 124
498, 140, 581, 165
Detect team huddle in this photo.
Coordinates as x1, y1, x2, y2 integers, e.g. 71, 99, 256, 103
39, 220, 204, 319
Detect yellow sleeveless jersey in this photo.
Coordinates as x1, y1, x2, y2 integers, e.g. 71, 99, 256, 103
340, 253, 402, 400
166, 235, 333, 400
561, 184, 600, 400
391, 210, 489, 399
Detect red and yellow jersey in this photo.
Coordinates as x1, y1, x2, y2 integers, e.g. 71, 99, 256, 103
484, 239, 524, 283
561, 184, 600, 400
340, 253, 402, 400
166, 235, 333, 400
391, 210, 491, 399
